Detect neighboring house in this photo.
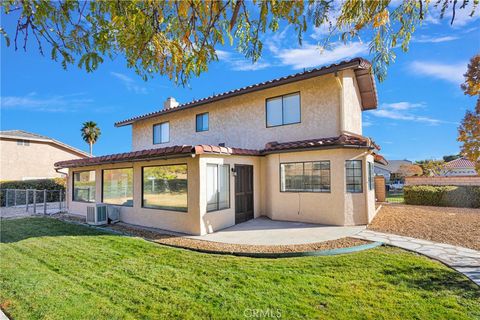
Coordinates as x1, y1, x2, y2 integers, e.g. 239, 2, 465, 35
0, 130, 90, 181
56, 58, 383, 236
374, 159, 412, 182
442, 157, 477, 176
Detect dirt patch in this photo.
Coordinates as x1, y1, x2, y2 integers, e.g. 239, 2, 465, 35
368, 204, 480, 250
108, 223, 370, 254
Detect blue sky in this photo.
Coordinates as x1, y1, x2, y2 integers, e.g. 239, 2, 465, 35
1, 6, 479, 161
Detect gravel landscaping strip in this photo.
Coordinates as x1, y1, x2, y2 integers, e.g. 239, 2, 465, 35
54, 214, 371, 254
108, 222, 370, 254
368, 204, 480, 251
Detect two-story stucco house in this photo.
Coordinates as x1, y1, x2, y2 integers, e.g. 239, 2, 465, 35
0, 130, 90, 181
55, 58, 383, 236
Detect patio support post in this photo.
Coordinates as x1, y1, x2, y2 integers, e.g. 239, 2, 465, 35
43, 190, 47, 215
26, 189, 29, 212
59, 190, 62, 211
5, 189, 9, 207
33, 190, 37, 214
14, 189, 17, 207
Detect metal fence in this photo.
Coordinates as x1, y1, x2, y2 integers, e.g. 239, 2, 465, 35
385, 185, 404, 204
0, 189, 66, 218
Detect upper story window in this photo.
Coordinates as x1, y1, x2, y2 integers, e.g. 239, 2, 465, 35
196, 112, 209, 132
153, 122, 169, 144
266, 92, 301, 127
17, 140, 30, 146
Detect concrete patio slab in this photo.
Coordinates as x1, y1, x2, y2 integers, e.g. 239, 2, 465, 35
189, 217, 366, 245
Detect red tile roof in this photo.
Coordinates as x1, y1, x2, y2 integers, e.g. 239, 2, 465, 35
444, 157, 476, 169
373, 153, 388, 165
114, 58, 377, 127
262, 135, 374, 153
55, 145, 259, 168
55, 134, 377, 168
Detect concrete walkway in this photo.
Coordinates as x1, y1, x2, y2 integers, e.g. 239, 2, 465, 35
189, 217, 366, 245
354, 230, 480, 286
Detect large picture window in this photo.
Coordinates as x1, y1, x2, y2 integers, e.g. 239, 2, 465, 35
206, 164, 230, 212
346, 160, 363, 193
153, 122, 169, 144
143, 164, 188, 212
368, 162, 375, 190
280, 161, 330, 192
73, 171, 95, 202
266, 92, 300, 127
102, 168, 134, 206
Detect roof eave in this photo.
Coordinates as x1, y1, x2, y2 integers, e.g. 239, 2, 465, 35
114, 58, 373, 127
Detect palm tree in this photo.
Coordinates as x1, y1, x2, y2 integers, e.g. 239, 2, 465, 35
81, 121, 101, 156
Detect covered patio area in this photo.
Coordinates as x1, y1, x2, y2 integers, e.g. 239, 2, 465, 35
189, 217, 366, 245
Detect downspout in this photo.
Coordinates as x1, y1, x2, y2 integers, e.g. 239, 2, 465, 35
334, 72, 346, 134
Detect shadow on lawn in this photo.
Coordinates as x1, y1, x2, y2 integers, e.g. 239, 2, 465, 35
0, 217, 115, 243
382, 264, 480, 297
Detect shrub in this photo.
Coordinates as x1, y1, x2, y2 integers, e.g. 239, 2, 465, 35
404, 185, 480, 208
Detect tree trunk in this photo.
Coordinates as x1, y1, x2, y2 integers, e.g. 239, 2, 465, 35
89, 141, 93, 156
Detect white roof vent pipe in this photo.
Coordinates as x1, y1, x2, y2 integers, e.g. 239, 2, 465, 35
163, 97, 179, 110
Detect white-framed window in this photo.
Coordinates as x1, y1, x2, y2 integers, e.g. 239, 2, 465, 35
266, 92, 300, 127
280, 161, 330, 192
196, 113, 209, 132
206, 164, 230, 212
346, 160, 363, 193
368, 162, 374, 190
17, 140, 30, 146
153, 122, 169, 144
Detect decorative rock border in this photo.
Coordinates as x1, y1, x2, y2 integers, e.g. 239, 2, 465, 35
50, 215, 383, 258
161, 241, 384, 258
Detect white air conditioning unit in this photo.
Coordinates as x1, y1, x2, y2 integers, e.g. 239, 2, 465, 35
107, 206, 120, 224
86, 204, 108, 226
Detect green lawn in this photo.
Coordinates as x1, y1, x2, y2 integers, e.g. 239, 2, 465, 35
1, 218, 479, 320
386, 192, 405, 203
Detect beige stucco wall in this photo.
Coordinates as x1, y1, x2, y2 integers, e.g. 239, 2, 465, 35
263, 148, 375, 226
68, 156, 202, 235
341, 70, 363, 135
198, 155, 262, 234
0, 138, 86, 181
66, 148, 376, 235
131, 74, 346, 151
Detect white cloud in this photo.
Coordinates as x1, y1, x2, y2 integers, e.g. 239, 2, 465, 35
1, 92, 93, 112
110, 72, 147, 94
215, 49, 231, 60
410, 61, 466, 85
215, 49, 270, 71
424, 1, 480, 27
372, 102, 452, 125
385, 102, 424, 110
413, 35, 459, 43
274, 41, 368, 70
